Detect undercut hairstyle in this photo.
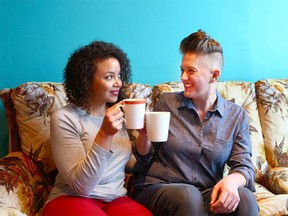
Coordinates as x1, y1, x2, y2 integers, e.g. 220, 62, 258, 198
180, 30, 223, 55
64, 41, 131, 113
180, 30, 224, 69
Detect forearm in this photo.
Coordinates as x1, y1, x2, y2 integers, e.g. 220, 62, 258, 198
67, 144, 112, 195
135, 133, 152, 156
228, 111, 255, 190
228, 151, 255, 190
227, 172, 246, 188
51, 116, 113, 195
94, 129, 113, 151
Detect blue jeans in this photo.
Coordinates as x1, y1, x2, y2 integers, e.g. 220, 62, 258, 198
133, 183, 259, 216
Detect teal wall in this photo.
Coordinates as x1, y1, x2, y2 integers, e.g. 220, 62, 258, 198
1, 0, 288, 157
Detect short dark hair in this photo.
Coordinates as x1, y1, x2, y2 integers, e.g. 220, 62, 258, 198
64, 41, 131, 112
180, 30, 223, 56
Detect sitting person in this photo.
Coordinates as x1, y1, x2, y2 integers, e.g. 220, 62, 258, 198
43, 41, 152, 216
132, 30, 259, 216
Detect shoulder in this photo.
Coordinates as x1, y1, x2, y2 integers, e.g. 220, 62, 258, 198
218, 95, 249, 126
225, 99, 246, 116
52, 103, 77, 119
51, 103, 86, 128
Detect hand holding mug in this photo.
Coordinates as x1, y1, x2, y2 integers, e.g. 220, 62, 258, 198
100, 101, 125, 136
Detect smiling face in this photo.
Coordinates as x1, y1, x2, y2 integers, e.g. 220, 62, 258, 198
180, 52, 221, 100
89, 57, 122, 106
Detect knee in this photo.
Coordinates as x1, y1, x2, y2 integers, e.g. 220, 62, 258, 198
166, 184, 205, 210
238, 187, 257, 204
144, 184, 207, 216
238, 187, 259, 215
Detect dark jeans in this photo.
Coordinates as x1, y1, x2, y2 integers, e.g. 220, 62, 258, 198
133, 183, 259, 216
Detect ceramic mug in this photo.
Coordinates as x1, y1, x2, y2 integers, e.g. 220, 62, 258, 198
145, 111, 171, 142
120, 99, 146, 129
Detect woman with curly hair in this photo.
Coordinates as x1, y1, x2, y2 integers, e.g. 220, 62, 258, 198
43, 41, 152, 216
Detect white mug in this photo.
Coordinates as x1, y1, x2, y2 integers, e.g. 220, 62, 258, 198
121, 99, 146, 129
145, 111, 171, 142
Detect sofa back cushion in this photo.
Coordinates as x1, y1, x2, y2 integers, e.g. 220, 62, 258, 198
121, 83, 153, 110
10, 82, 68, 177
152, 81, 267, 183
255, 79, 288, 168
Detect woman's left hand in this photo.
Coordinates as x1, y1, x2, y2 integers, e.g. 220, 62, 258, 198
210, 173, 246, 214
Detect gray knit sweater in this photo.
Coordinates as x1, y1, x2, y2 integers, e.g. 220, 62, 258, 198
46, 103, 131, 204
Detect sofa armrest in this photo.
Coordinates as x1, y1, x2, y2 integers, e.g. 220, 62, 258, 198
266, 167, 288, 194
0, 151, 54, 215
0, 88, 22, 152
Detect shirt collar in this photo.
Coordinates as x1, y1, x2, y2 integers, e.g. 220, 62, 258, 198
179, 91, 225, 117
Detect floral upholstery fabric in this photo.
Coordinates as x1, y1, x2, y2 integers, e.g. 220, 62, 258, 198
255, 183, 288, 215
0, 89, 21, 152
1, 80, 288, 216
0, 151, 52, 216
10, 83, 68, 178
0, 207, 27, 216
256, 79, 288, 195
121, 83, 153, 110
151, 82, 184, 108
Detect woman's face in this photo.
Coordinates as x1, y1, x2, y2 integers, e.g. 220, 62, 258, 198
180, 52, 214, 99
90, 57, 122, 105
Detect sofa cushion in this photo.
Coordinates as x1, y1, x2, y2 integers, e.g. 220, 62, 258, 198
255, 79, 288, 168
121, 83, 153, 110
0, 208, 27, 216
10, 82, 68, 177
0, 151, 52, 216
255, 79, 288, 193
255, 183, 288, 216
266, 167, 288, 194
151, 82, 184, 108
152, 81, 267, 184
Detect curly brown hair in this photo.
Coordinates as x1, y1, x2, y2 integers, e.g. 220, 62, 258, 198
64, 41, 131, 112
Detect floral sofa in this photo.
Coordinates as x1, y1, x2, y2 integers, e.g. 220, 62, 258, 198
0, 79, 288, 216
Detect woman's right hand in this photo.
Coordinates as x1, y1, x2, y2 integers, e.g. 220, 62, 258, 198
101, 102, 125, 136
94, 102, 125, 150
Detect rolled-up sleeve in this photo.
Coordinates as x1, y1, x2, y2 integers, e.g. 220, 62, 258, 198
132, 143, 155, 165
228, 113, 255, 192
